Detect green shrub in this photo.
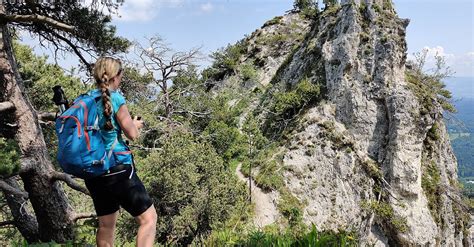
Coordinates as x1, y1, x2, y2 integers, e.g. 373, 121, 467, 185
204, 40, 248, 81
262, 16, 283, 28
427, 122, 441, 141
421, 161, 442, 224
363, 48, 373, 56
255, 160, 285, 192
359, 2, 367, 14
0, 138, 21, 177
278, 189, 305, 231
300, 7, 318, 19
257, 33, 288, 47
273, 91, 302, 116
236, 224, 357, 247
202, 120, 247, 161
361, 200, 408, 233
406, 69, 456, 114
262, 77, 323, 141
273, 77, 321, 119
199, 223, 357, 247
373, 4, 382, 13
294, 0, 317, 11
136, 130, 247, 245
360, 32, 370, 43
382, 0, 393, 11
318, 120, 354, 150
293, 0, 319, 19
240, 62, 258, 82
242, 114, 269, 155
322, 3, 340, 17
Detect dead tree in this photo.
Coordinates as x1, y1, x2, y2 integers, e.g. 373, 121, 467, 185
134, 36, 203, 122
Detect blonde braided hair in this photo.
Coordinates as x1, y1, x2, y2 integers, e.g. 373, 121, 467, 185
93, 57, 122, 131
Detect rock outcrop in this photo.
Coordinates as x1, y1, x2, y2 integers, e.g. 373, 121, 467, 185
208, 0, 470, 245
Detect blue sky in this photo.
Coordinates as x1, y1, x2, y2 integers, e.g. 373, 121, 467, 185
22, 0, 474, 77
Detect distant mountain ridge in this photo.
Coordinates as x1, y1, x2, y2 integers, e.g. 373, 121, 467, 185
445, 77, 474, 178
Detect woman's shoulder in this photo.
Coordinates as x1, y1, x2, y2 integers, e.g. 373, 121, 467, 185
89, 89, 126, 103
110, 89, 125, 98
110, 90, 126, 105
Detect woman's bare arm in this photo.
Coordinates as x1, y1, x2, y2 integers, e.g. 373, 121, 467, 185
115, 104, 143, 141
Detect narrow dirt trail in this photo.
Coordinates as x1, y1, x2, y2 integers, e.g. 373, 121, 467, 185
235, 163, 279, 228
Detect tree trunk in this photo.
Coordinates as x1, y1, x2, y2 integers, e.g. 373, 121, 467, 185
0, 11, 75, 243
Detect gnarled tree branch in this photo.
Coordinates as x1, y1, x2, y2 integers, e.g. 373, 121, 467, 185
2, 177, 39, 242
0, 220, 15, 227
50, 171, 89, 195
50, 31, 92, 72
71, 212, 96, 222
0, 13, 75, 33
0, 179, 28, 199
0, 101, 14, 112
37, 111, 56, 122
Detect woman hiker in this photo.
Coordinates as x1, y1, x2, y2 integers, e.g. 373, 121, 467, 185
85, 57, 157, 247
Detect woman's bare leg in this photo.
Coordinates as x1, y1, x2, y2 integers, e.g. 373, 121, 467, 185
97, 210, 119, 247
135, 205, 157, 247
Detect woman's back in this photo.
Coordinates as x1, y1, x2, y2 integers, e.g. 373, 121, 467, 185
89, 89, 128, 152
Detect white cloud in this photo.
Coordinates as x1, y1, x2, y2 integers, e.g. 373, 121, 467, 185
200, 2, 214, 13
85, 0, 214, 22
115, 0, 186, 22
422, 45, 456, 63
116, 0, 159, 22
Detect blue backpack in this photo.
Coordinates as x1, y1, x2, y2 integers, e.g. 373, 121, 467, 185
55, 92, 117, 179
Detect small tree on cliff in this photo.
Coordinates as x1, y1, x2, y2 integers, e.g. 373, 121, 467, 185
406, 48, 456, 114
0, 1, 128, 243
323, 0, 339, 9
293, 0, 318, 11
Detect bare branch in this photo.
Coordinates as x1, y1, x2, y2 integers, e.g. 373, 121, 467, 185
72, 212, 96, 222
155, 115, 183, 127
50, 31, 93, 72
169, 79, 211, 97
0, 101, 14, 112
2, 177, 39, 241
134, 35, 202, 120
0, 179, 29, 199
37, 111, 56, 122
174, 110, 211, 118
50, 171, 90, 195
0, 13, 75, 33
129, 144, 163, 152
0, 220, 15, 228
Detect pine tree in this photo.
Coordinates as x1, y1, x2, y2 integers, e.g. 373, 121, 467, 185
293, 0, 317, 11
0, 1, 129, 243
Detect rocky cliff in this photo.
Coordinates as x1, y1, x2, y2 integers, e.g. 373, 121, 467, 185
206, 0, 471, 246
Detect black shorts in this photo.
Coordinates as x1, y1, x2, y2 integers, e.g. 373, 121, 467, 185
84, 165, 153, 217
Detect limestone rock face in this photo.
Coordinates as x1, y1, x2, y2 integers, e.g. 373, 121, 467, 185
209, 13, 310, 94
209, 1, 469, 245
273, 1, 469, 246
